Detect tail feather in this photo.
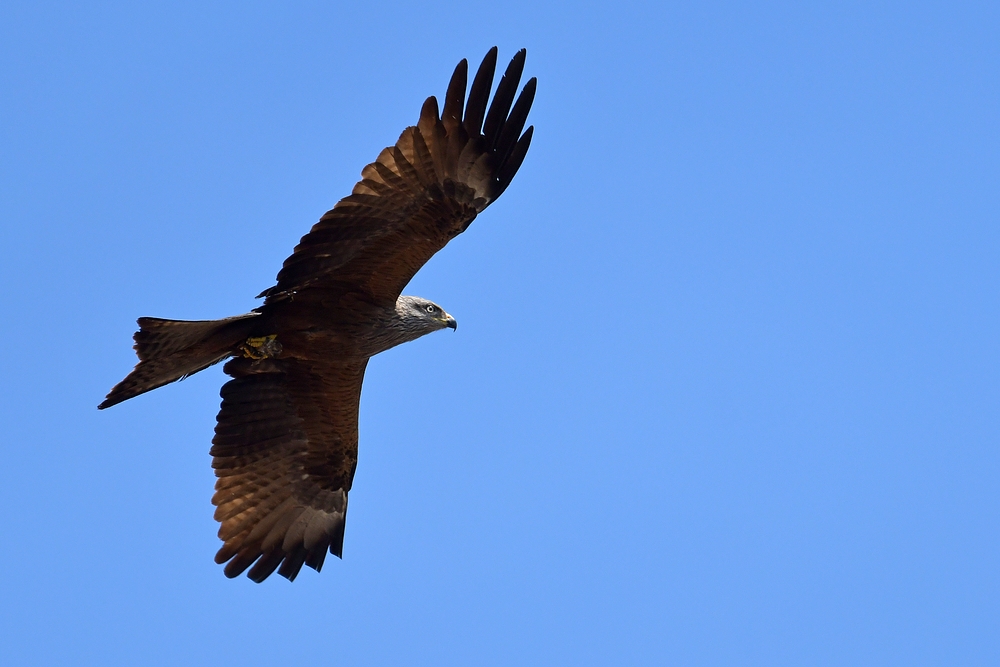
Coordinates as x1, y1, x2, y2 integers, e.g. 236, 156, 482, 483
99, 313, 261, 409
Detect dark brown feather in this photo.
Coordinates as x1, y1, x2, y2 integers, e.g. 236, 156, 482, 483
483, 49, 527, 148
442, 59, 467, 132
495, 77, 536, 164
98, 314, 259, 409
498, 126, 534, 196
464, 47, 498, 135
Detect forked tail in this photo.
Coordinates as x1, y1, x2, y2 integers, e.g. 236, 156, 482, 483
99, 313, 261, 409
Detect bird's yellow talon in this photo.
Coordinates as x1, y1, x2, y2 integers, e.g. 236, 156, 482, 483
240, 334, 281, 360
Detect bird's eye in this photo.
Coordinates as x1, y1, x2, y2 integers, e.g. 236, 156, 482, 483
425, 305, 435, 313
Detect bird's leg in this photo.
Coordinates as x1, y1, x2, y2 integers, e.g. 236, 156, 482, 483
240, 334, 282, 360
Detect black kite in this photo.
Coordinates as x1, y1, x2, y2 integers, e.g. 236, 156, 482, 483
100, 48, 535, 582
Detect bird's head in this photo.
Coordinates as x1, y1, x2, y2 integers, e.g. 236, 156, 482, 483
397, 296, 457, 335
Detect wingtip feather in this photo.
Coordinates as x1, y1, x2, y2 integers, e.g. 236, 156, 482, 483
443, 59, 468, 129
483, 49, 527, 147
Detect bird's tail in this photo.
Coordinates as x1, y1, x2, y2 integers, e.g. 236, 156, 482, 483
99, 313, 261, 409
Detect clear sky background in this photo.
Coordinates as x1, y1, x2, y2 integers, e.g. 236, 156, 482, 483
2, 1, 998, 665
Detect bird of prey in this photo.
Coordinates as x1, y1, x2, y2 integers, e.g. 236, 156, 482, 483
99, 48, 535, 582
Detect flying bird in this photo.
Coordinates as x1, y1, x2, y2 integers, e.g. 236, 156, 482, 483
99, 48, 535, 582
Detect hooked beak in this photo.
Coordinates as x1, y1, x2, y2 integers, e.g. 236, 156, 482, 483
444, 314, 457, 330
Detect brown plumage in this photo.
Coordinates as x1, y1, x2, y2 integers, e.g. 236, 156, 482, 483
99, 48, 535, 582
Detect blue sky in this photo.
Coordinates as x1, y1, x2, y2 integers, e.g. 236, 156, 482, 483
2, 1, 998, 665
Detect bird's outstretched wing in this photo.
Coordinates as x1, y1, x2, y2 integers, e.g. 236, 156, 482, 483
210, 356, 367, 582
259, 47, 535, 306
